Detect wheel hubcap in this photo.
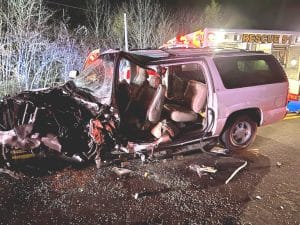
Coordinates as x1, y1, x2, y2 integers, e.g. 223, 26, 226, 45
231, 121, 252, 145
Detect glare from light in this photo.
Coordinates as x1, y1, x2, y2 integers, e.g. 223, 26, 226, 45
208, 33, 215, 41
291, 59, 297, 66
215, 32, 225, 43
207, 32, 226, 43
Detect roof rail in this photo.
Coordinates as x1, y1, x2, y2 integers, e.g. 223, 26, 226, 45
162, 47, 246, 57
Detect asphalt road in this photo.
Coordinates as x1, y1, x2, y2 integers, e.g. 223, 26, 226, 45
0, 116, 300, 225
240, 115, 300, 225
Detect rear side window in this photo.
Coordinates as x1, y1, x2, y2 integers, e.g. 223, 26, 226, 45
214, 55, 287, 89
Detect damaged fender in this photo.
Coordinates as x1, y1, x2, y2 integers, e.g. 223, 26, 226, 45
0, 81, 119, 168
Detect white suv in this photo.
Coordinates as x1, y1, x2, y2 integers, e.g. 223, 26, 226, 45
0, 48, 288, 168
112, 48, 288, 151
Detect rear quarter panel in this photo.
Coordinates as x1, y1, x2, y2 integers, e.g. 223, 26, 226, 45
206, 58, 288, 135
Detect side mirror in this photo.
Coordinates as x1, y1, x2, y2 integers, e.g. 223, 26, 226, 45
69, 70, 79, 79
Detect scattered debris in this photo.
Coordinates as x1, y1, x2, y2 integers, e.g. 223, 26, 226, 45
276, 162, 282, 167
225, 161, 247, 184
153, 150, 168, 159
144, 172, 149, 178
210, 146, 229, 155
78, 188, 84, 193
189, 164, 217, 177
0, 168, 25, 179
189, 164, 217, 173
173, 155, 184, 160
279, 205, 284, 210
112, 167, 132, 176
133, 191, 154, 199
121, 161, 130, 168
255, 195, 262, 200
140, 154, 146, 164
134, 193, 139, 199
95, 158, 101, 169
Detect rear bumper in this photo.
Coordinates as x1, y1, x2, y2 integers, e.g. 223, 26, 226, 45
261, 107, 287, 126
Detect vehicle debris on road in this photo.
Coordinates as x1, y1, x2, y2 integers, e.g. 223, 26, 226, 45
120, 161, 130, 168
133, 191, 156, 199
225, 161, 247, 184
189, 164, 217, 177
112, 167, 132, 176
255, 195, 262, 200
210, 146, 229, 155
0, 168, 24, 179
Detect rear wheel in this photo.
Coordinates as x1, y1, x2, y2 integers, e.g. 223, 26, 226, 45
221, 115, 257, 151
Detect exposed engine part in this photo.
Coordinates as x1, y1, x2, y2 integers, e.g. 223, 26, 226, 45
0, 82, 120, 170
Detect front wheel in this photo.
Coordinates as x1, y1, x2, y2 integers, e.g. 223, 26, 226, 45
221, 115, 257, 151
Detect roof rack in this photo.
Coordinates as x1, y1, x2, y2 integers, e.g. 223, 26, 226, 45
126, 47, 267, 65
161, 47, 242, 57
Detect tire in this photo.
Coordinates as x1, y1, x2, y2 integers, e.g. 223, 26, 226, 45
221, 115, 257, 151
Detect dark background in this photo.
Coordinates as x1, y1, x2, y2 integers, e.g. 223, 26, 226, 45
46, 0, 300, 31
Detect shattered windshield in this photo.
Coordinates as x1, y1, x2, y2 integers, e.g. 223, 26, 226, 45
74, 55, 114, 105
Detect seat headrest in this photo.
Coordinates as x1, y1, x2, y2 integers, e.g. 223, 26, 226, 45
184, 80, 207, 113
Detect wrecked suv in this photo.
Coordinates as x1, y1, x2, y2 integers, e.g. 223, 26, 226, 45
0, 48, 288, 168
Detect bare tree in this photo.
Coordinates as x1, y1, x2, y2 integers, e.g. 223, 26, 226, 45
121, 0, 173, 49
172, 7, 204, 35
202, 0, 223, 28
0, 0, 85, 96
110, 11, 126, 49
154, 14, 175, 46
85, 0, 114, 48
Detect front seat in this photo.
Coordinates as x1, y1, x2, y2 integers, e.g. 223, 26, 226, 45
146, 84, 166, 124
164, 80, 207, 122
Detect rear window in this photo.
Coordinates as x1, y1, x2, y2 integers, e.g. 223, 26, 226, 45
214, 55, 287, 89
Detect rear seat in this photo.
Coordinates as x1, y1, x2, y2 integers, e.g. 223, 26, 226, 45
164, 80, 207, 122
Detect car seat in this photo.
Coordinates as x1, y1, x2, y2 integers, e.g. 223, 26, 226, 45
146, 84, 166, 123
164, 80, 207, 122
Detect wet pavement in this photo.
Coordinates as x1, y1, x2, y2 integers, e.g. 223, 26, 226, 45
0, 118, 300, 225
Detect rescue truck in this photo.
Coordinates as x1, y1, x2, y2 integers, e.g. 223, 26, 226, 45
162, 28, 300, 102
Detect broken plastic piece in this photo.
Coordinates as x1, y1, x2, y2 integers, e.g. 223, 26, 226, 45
120, 161, 130, 168
72, 154, 85, 163
112, 167, 132, 176
95, 158, 101, 169
189, 164, 217, 177
134, 193, 139, 199
255, 195, 262, 200
127, 142, 154, 153
133, 191, 153, 199
140, 154, 146, 163
210, 146, 229, 155
0, 168, 25, 179
225, 161, 247, 184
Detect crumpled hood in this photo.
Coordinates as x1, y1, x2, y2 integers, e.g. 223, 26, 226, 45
0, 81, 102, 132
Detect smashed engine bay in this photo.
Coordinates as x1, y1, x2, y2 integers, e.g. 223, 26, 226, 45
0, 81, 120, 171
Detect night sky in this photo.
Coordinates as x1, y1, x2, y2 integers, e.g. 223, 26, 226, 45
46, 0, 300, 31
